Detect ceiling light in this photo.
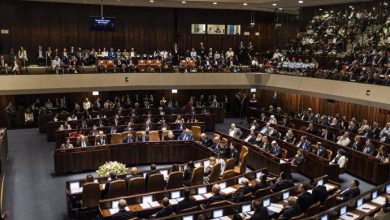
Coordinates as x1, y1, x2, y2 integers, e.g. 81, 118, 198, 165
298, 0, 303, 4
149, 0, 154, 2
319, 8, 323, 11
272, 3, 277, 6
182, 1, 186, 3
243, 3, 248, 6
213, 2, 218, 5
278, 8, 283, 11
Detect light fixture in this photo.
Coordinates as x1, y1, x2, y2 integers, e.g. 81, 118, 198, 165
272, 3, 277, 6
172, 89, 178, 94
243, 3, 247, 6
92, 91, 99, 96
319, 8, 323, 11
278, 8, 283, 11
298, 0, 303, 4
250, 11, 255, 27
250, 88, 256, 93
213, 2, 218, 5
181, 1, 186, 3
149, 0, 154, 2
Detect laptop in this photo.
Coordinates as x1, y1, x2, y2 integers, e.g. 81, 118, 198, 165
213, 209, 223, 218
317, 179, 324, 186
356, 198, 363, 207
171, 191, 181, 199
340, 206, 347, 215
142, 195, 153, 204
197, 186, 207, 195
282, 191, 290, 200
241, 204, 251, 213
182, 216, 193, 220
372, 191, 378, 200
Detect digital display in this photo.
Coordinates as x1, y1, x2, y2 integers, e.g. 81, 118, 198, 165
90, 17, 115, 31
213, 209, 223, 218
219, 182, 226, 189
142, 195, 153, 204
182, 216, 193, 220
242, 204, 251, 213
197, 186, 207, 195
372, 191, 378, 199
263, 198, 270, 207
283, 191, 290, 200
70, 182, 80, 189
357, 198, 363, 207
317, 179, 324, 186
112, 200, 119, 208
386, 184, 390, 194
171, 191, 181, 199
320, 214, 328, 220
340, 206, 347, 215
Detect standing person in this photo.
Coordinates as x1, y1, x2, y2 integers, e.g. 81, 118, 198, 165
5, 102, 16, 129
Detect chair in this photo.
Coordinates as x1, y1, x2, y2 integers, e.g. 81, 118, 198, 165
206, 163, 221, 184
306, 201, 321, 216
81, 182, 101, 208
322, 193, 338, 210
148, 131, 160, 142
281, 148, 288, 159
311, 145, 318, 154
127, 177, 145, 195
220, 170, 236, 186
107, 180, 126, 198
206, 200, 234, 209
224, 158, 235, 171
326, 149, 333, 160
253, 186, 271, 199
234, 152, 248, 175
161, 130, 171, 141
166, 171, 184, 190
110, 133, 123, 144
291, 213, 305, 220
190, 166, 204, 186
147, 173, 165, 192
239, 146, 249, 162
121, 131, 130, 139
191, 126, 201, 141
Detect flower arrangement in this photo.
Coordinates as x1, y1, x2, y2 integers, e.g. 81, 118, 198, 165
96, 161, 127, 177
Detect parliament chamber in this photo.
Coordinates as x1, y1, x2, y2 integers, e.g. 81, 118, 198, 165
1, 0, 390, 220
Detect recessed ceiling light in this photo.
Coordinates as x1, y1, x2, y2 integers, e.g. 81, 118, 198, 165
213, 2, 218, 5
272, 3, 277, 6
319, 8, 323, 11
298, 0, 303, 4
243, 3, 248, 6
149, 0, 154, 2
182, 1, 186, 3
278, 8, 283, 10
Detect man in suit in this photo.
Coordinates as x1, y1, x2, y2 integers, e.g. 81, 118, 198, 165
201, 184, 227, 208
123, 133, 135, 143
269, 141, 281, 158
249, 200, 269, 220
260, 123, 271, 135
261, 136, 272, 152
199, 133, 213, 148
125, 167, 142, 184
362, 139, 377, 156
296, 183, 314, 212
350, 135, 363, 151
231, 178, 251, 203
104, 171, 117, 197
306, 122, 319, 135
251, 173, 270, 193
279, 197, 302, 220
310, 179, 328, 204
228, 123, 243, 139
271, 172, 294, 192
151, 197, 174, 218
77, 135, 90, 147
296, 136, 312, 151
137, 131, 149, 142
338, 180, 360, 201
145, 164, 160, 187
175, 188, 197, 212
183, 161, 195, 186
177, 128, 194, 141
321, 128, 334, 141
315, 142, 328, 159
243, 129, 256, 143
229, 143, 239, 165
89, 125, 99, 136
95, 131, 107, 146
111, 199, 134, 220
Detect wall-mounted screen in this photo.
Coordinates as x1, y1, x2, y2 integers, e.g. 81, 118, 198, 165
90, 17, 115, 31
227, 25, 241, 35
207, 24, 225, 35
191, 24, 206, 34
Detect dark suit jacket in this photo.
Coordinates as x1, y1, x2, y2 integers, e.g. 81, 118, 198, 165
316, 148, 327, 159
122, 137, 134, 143
251, 181, 270, 193
250, 207, 270, 220
270, 146, 281, 158
312, 185, 328, 204
145, 170, 160, 186
205, 193, 227, 207
351, 141, 362, 151
280, 204, 302, 220
104, 178, 117, 196
175, 198, 197, 212
137, 135, 149, 142
230, 148, 239, 165
231, 185, 251, 202
125, 173, 142, 184
77, 140, 90, 147
111, 209, 134, 220
183, 167, 193, 185
297, 192, 314, 212
340, 187, 360, 200
271, 180, 294, 192
200, 137, 213, 148
96, 136, 107, 145
154, 205, 174, 218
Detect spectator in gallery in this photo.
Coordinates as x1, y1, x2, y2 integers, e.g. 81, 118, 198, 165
330, 149, 347, 168
24, 107, 34, 127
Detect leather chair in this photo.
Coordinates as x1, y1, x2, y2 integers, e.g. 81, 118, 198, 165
234, 152, 248, 175
206, 163, 221, 184
191, 126, 201, 141
161, 130, 171, 141
322, 193, 338, 210
326, 149, 333, 160
253, 186, 271, 199
107, 179, 126, 198
281, 148, 288, 159
148, 131, 160, 142
190, 166, 204, 186
306, 201, 321, 216
291, 213, 305, 220
121, 131, 130, 139
239, 146, 249, 162
147, 173, 165, 192
110, 133, 123, 144
127, 177, 145, 195
81, 182, 101, 208
224, 158, 235, 171
203, 200, 234, 209
220, 170, 236, 186
166, 171, 184, 190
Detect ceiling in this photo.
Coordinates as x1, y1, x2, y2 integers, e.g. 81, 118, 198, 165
24, 0, 371, 12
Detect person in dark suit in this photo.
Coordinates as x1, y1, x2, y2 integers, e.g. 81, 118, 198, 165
290, 149, 305, 167
249, 200, 269, 220
315, 142, 328, 159
151, 197, 174, 218
310, 179, 328, 204
350, 135, 363, 151
229, 143, 239, 165
104, 171, 117, 198
269, 141, 281, 158
125, 167, 142, 184
362, 139, 377, 156
338, 180, 360, 201
175, 188, 197, 212
306, 122, 319, 136
231, 178, 251, 203
77, 135, 90, 147
183, 161, 195, 186
243, 129, 256, 143
137, 131, 149, 142
95, 131, 107, 146
296, 184, 314, 212
199, 133, 213, 148
321, 128, 334, 141
201, 184, 227, 208
279, 197, 302, 220
271, 172, 294, 192
295, 136, 312, 151
122, 132, 135, 143
145, 164, 160, 187
251, 174, 270, 193
111, 199, 134, 220
177, 128, 194, 141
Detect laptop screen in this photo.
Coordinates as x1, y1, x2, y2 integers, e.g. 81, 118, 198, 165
340, 206, 347, 215
320, 214, 328, 220
197, 186, 207, 195
283, 191, 290, 200
171, 191, 181, 199
242, 204, 251, 213
219, 182, 226, 189
317, 179, 324, 186
182, 216, 193, 220
112, 200, 119, 208
357, 198, 363, 207
386, 184, 390, 194
256, 172, 263, 179
372, 191, 378, 199
70, 182, 80, 190
263, 198, 270, 207
213, 209, 223, 218
142, 195, 153, 204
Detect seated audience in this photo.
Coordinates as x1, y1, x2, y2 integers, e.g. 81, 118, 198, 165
271, 172, 294, 192
201, 184, 227, 208
231, 178, 251, 203
279, 197, 302, 220
111, 199, 134, 220
337, 180, 360, 201
151, 197, 174, 218
175, 188, 197, 212
250, 200, 270, 220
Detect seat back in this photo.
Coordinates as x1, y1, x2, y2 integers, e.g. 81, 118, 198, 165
177, 206, 198, 214
121, 131, 130, 139
108, 180, 126, 198
147, 173, 165, 192
166, 171, 184, 190
221, 170, 236, 187
254, 186, 271, 199
148, 131, 160, 142
208, 163, 221, 183
190, 166, 204, 186
191, 126, 201, 141
224, 158, 235, 171
323, 193, 338, 209
81, 182, 101, 208
127, 177, 145, 195
235, 152, 248, 174
110, 133, 123, 144
281, 148, 288, 159
306, 201, 321, 216
161, 130, 171, 141
239, 146, 249, 162
326, 149, 333, 160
